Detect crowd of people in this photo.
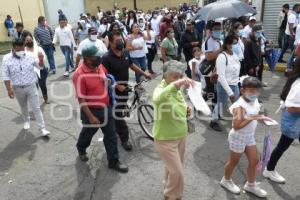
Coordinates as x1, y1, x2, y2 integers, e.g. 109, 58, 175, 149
2, 2, 300, 200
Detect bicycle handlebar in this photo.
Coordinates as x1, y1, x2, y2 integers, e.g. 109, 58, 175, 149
126, 73, 162, 92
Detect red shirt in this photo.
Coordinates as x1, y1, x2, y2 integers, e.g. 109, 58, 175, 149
73, 63, 109, 108
159, 22, 174, 40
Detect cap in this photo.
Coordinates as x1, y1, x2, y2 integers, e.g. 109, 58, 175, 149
88, 27, 97, 34
82, 45, 102, 57
249, 16, 256, 21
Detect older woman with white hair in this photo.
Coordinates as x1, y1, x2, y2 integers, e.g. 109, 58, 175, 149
152, 60, 194, 200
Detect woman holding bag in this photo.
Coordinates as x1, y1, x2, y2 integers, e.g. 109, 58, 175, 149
210, 35, 241, 132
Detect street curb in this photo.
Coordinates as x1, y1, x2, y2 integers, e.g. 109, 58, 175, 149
264, 63, 286, 72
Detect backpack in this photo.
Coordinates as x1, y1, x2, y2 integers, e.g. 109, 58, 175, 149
210, 52, 228, 84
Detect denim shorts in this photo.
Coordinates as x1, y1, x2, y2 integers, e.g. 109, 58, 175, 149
281, 110, 300, 139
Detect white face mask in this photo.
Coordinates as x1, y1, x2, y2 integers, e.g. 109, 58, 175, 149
89, 34, 98, 41
15, 51, 25, 58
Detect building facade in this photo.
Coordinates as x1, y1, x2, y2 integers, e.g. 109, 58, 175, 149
0, 0, 45, 42
84, 0, 193, 14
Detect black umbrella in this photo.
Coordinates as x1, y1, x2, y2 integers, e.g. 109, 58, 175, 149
193, 0, 257, 22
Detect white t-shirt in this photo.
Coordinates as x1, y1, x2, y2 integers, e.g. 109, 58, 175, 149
150, 17, 161, 36
235, 38, 245, 60
128, 35, 148, 58
294, 24, 300, 45
53, 26, 76, 47
229, 97, 261, 136
243, 25, 252, 39
143, 30, 156, 44
98, 24, 110, 36
216, 52, 241, 96
77, 38, 108, 56
26, 46, 46, 78
285, 78, 300, 107
188, 55, 205, 76
201, 37, 222, 53
285, 12, 298, 35
97, 12, 103, 20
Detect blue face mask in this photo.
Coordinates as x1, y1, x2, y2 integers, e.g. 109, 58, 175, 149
238, 30, 244, 37
255, 31, 262, 39
232, 44, 240, 54
220, 33, 225, 41
245, 94, 257, 103
212, 31, 222, 40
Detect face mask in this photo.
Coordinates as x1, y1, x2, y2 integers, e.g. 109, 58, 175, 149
238, 29, 244, 37
15, 51, 25, 58
255, 32, 262, 39
89, 34, 97, 41
116, 40, 124, 51
220, 33, 224, 41
26, 41, 34, 48
139, 23, 144, 27
245, 94, 257, 103
212, 31, 222, 40
170, 32, 175, 38
153, 14, 158, 18
232, 44, 239, 54
91, 57, 101, 68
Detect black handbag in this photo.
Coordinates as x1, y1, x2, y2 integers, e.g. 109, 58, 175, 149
199, 59, 215, 75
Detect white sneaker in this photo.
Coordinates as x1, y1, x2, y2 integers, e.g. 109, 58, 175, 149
23, 122, 30, 130
243, 182, 267, 198
263, 168, 285, 183
220, 177, 241, 194
40, 128, 50, 137
292, 140, 300, 145
272, 74, 280, 79
63, 71, 69, 77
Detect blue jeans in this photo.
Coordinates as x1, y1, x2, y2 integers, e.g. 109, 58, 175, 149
60, 46, 74, 71
132, 56, 147, 83
287, 47, 296, 69
281, 110, 300, 139
212, 82, 240, 121
279, 34, 294, 61
41, 44, 56, 71
77, 106, 119, 162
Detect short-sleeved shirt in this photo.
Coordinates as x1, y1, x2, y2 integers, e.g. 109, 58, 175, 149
127, 34, 148, 58
72, 64, 109, 108
161, 37, 178, 56
2, 52, 39, 86
243, 25, 252, 39
201, 37, 222, 53
285, 12, 298, 35
77, 38, 108, 56
229, 97, 261, 136
285, 78, 300, 107
102, 49, 133, 83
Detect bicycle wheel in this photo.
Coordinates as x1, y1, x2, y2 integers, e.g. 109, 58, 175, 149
137, 104, 154, 140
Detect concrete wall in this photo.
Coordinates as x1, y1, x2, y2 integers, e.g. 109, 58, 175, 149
0, 0, 45, 42
85, 0, 194, 14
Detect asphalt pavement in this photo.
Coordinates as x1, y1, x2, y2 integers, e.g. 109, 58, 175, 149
0, 51, 299, 200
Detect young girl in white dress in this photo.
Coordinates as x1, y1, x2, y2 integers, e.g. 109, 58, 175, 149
220, 76, 271, 198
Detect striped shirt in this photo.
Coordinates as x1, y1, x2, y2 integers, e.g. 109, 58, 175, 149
34, 25, 54, 46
